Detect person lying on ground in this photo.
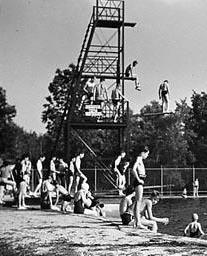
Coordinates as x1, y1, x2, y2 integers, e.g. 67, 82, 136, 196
184, 213, 204, 238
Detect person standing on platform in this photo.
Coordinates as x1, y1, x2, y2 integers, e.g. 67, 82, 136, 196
132, 145, 149, 229
111, 83, 128, 122
93, 78, 108, 105
159, 80, 170, 113
79, 76, 97, 110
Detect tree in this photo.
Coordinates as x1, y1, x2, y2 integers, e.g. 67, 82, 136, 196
129, 100, 194, 167
0, 87, 16, 158
188, 91, 207, 167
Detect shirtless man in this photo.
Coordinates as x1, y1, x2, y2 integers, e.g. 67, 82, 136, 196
32, 155, 45, 197
139, 190, 169, 232
74, 152, 87, 193
158, 80, 170, 113
125, 60, 141, 91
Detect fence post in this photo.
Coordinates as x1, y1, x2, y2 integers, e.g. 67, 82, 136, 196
128, 168, 131, 186
161, 165, 163, 196
94, 164, 97, 192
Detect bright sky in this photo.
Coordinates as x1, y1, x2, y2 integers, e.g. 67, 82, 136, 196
0, 0, 207, 134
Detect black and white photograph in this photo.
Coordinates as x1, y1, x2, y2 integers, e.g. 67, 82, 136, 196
0, 0, 207, 255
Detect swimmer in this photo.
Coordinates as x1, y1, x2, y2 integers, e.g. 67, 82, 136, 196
184, 213, 204, 238
132, 145, 149, 229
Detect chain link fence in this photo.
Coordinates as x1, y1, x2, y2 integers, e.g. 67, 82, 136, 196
30, 167, 207, 196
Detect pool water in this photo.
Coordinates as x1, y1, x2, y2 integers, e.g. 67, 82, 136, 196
104, 197, 207, 237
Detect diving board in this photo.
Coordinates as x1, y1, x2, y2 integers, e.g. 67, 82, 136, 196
142, 112, 174, 117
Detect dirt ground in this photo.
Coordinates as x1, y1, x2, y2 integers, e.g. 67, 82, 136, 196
0, 205, 207, 256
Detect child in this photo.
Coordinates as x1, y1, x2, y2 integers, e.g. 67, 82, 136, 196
18, 174, 29, 209
184, 213, 204, 238
131, 145, 149, 229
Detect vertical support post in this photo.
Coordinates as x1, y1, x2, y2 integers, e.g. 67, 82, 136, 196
192, 165, 195, 195
161, 165, 163, 196
94, 164, 97, 192
128, 168, 131, 186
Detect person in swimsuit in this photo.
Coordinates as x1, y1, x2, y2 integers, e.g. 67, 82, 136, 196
32, 155, 45, 197
131, 145, 149, 229
158, 80, 170, 113
79, 77, 97, 110
193, 178, 199, 198
111, 84, 128, 122
67, 157, 76, 195
125, 60, 141, 90
184, 213, 204, 238
0, 160, 16, 204
139, 190, 169, 232
74, 152, 87, 193
119, 186, 135, 225
74, 182, 102, 216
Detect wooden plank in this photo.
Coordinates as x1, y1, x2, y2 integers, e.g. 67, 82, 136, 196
142, 112, 174, 117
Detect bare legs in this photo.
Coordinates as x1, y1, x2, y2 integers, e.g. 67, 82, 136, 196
134, 185, 147, 229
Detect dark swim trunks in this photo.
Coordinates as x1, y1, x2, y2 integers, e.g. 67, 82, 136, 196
121, 212, 133, 225
133, 175, 146, 187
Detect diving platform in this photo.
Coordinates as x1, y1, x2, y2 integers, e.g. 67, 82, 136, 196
142, 112, 174, 117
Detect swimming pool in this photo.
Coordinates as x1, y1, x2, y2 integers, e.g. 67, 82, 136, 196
104, 197, 207, 237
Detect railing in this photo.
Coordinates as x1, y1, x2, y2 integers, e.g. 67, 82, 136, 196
73, 100, 129, 124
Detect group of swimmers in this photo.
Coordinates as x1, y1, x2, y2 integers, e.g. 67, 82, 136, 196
0, 152, 88, 209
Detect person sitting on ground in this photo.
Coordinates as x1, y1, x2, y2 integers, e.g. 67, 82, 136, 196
139, 190, 169, 233
184, 213, 204, 238
0, 160, 16, 204
42, 176, 72, 211
119, 186, 135, 225
42, 175, 59, 210
74, 182, 104, 216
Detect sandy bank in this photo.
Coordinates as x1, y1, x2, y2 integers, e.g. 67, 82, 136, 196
0, 206, 207, 256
